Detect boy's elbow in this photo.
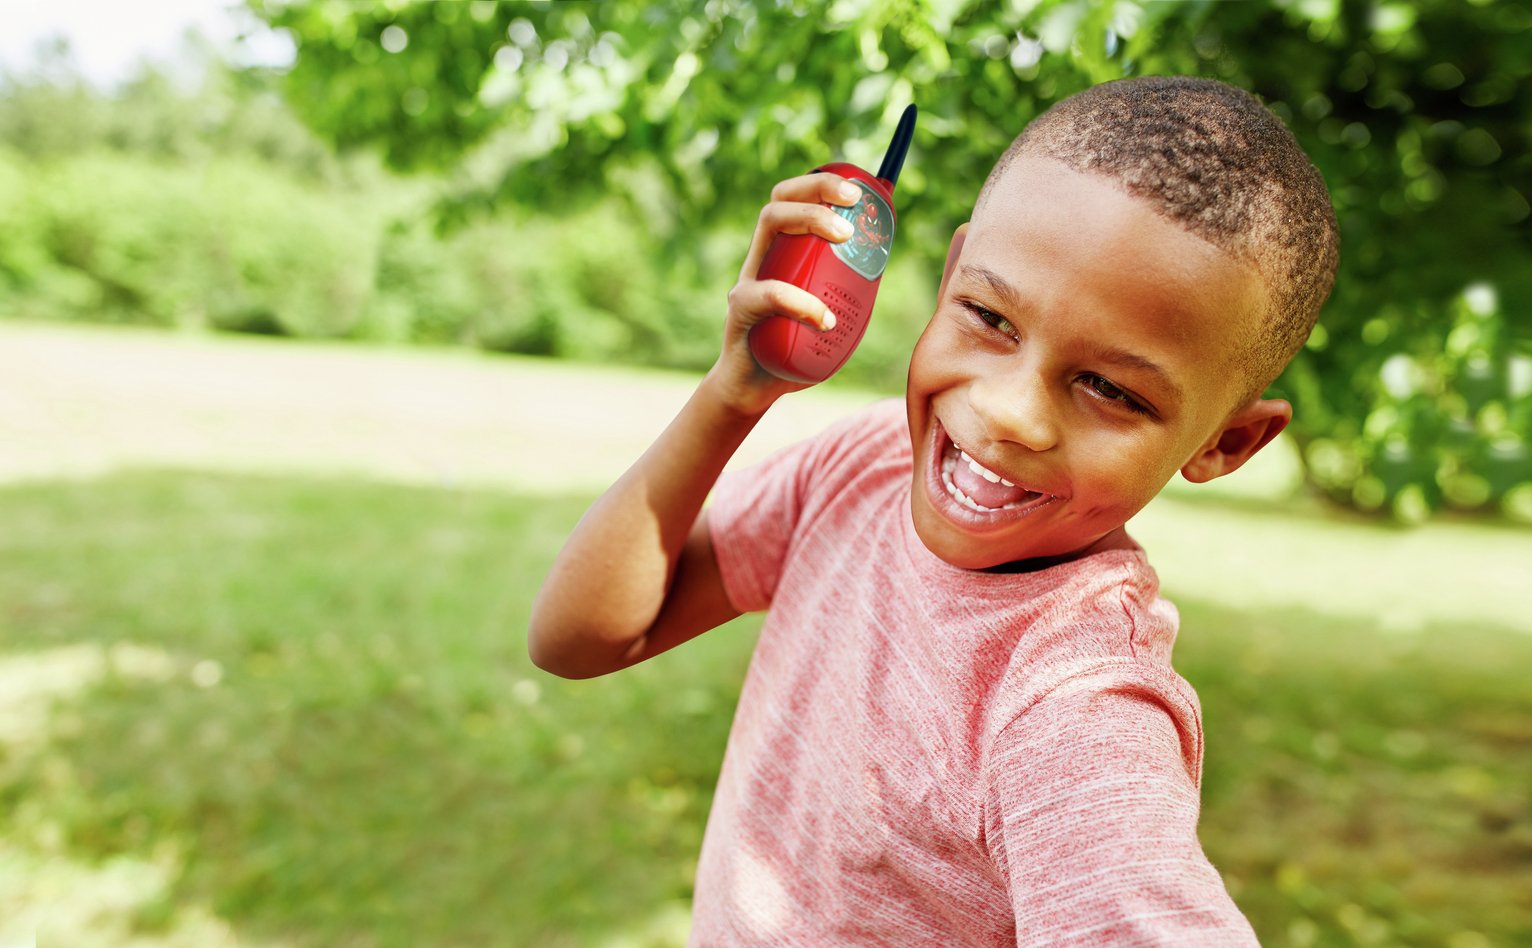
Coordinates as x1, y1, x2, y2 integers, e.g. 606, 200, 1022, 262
526, 618, 637, 680
527, 592, 589, 679
526, 629, 569, 678
528, 582, 658, 679
526, 621, 585, 679
528, 648, 627, 681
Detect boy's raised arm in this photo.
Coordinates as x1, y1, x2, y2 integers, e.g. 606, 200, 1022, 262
527, 172, 863, 680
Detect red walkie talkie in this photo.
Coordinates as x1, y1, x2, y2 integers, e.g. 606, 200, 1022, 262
748, 104, 917, 384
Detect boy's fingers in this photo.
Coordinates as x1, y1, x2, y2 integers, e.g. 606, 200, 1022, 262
728, 278, 835, 333
737, 173, 863, 284
739, 201, 856, 281
761, 201, 856, 244
770, 172, 864, 208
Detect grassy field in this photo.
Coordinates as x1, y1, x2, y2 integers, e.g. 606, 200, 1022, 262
1, 467, 1528, 947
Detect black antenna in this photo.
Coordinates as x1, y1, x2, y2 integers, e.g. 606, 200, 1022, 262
876, 104, 917, 189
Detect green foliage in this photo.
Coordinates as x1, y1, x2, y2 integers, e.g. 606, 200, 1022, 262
205, 160, 383, 337
0, 57, 772, 371
252, 0, 1532, 520
0, 55, 343, 180
0, 149, 786, 376
0, 151, 384, 336
29, 153, 209, 326
359, 205, 705, 361
1298, 284, 1531, 521
0, 62, 398, 336
1142, 1, 1532, 521
0, 150, 54, 292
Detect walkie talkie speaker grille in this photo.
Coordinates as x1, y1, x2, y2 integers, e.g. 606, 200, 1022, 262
810, 283, 867, 362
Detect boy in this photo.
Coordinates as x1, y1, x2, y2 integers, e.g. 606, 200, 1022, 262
530, 76, 1338, 944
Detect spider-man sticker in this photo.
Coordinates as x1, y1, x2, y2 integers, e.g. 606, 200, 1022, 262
830, 180, 894, 280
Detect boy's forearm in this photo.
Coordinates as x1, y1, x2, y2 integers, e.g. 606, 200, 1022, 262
528, 371, 766, 667
530, 171, 853, 675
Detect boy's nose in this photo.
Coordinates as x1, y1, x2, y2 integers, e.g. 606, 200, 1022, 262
967, 369, 1060, 453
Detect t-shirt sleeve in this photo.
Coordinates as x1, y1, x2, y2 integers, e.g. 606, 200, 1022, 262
708, 399, 900, 614
708, 436, 816, 614
982, 661, 1259, 946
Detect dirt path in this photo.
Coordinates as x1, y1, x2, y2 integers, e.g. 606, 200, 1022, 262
0, 320, 879, 494
2, 320, 1526, 633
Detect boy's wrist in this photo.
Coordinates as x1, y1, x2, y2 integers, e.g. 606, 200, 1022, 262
701, 360, 786, 421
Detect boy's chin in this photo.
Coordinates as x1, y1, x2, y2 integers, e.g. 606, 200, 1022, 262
910, 503, 1045, 570
911, 505, 1127, 573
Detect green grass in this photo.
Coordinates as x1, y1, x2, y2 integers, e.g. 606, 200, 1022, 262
1, 470, 1528, 946
1178, 597, 1532, 946
0, 472, 744, 946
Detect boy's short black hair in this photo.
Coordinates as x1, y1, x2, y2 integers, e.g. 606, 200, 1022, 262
977, 75, 1339, 407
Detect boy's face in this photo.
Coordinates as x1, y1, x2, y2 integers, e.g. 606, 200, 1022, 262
906, 154, 1278, 570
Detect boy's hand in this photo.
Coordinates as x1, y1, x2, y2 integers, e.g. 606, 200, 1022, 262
706, 172, 862, 416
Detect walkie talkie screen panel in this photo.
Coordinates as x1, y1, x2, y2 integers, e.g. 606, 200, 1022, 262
830, 181, 894, 280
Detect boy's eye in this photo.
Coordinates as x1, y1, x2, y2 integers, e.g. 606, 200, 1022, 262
960, 301, 1016, 338
957, 300, 1153, 417
1084, 374, 1150, 414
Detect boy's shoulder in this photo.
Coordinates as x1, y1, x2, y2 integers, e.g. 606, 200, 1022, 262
800, 396, 910, 478
814, 396, 909, 452
725, 396, 910, 506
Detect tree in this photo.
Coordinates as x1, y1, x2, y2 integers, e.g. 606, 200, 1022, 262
250, 0, 1532, 520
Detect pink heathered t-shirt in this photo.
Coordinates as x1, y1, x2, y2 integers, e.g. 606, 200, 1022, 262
691, 398, 1257, 946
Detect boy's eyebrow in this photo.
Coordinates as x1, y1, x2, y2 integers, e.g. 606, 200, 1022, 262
958, 265, 1026, 312
957, 264, 1184, 404
1090, 346, 1185, 405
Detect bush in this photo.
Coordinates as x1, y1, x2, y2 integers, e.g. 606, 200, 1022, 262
28, 154, 210, 326
195, 159, 382, 337
0, 150, 53, 292
1294, 285, 1532, 522
1, 152, 383, 336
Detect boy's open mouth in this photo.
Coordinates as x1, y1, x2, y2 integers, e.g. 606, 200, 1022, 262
930, 425, 1058, 518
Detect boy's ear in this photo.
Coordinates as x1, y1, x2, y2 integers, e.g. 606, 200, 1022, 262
936, 222, 969, 300
1181, 398, 1292, 483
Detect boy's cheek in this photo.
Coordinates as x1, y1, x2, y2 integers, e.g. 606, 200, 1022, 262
1079, 456, 1177, 519
906, 328, 968, 397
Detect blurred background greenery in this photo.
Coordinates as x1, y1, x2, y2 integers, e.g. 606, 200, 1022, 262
0, 0, 1528, 946
2, 0, 1527, 520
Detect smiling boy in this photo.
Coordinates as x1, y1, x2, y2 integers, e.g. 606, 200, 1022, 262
530, 76, 1338, 943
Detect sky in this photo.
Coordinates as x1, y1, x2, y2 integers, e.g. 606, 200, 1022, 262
0, 0, 294, 87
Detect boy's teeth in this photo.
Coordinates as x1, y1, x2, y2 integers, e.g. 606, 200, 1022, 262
958, 449, 1004, 484
940, 446, 1045, 512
